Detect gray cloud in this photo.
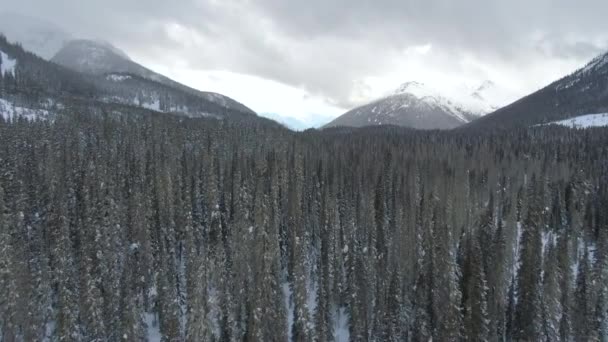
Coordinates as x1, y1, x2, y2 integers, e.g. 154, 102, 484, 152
2, 0, 608, 108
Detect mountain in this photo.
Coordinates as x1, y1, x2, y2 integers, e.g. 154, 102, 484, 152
51, 39, 255, 114
260, 112, 335, 131
0, 35, 257, 121
324, 81, 501, 129
259, 112, 309, 131
0, 12, 72, 59
465, 50, 608, 130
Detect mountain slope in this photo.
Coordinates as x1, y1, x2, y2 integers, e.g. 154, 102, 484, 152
0, 12, 72, 59
0, 36, 257, 121
52, 40, 255, 115
464, 51, 608, 130
324, 81, 501, 129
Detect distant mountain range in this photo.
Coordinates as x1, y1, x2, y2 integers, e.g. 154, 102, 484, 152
2, 13, 608, 131
260, 112, 334, 131
324, 80, 504, 129
326, 48, 608, 131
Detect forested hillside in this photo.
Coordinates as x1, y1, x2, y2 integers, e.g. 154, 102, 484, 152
0, 110, 607, 341
0, 35, 256, 121
464, 51, 608, 130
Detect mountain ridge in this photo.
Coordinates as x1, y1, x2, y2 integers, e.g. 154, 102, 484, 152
51, 39, 255, 115
463, 49, 608, 130
0, 35, 259, 122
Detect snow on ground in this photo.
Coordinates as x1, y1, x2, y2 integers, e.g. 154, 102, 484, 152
545, 113, 608, 128
0, 98, 51, 121
142, 98, 161, 111
207, 285, 221, 339
541, 230, 556, 256
145, 312, 162, 342
306, 278, 318, 331
332, 306, 350, 342
1, 51, 17, 76
512, 221, 523, 279
41, 320, 56, 342
282, 282, 295, 342
106, 74, 132, 82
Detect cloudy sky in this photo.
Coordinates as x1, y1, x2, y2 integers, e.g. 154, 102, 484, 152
2, 0, 608, 127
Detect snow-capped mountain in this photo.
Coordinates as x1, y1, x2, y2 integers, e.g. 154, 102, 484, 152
466, 49, 608, 130
324, 81, 502, 129
0, 12, 72, 59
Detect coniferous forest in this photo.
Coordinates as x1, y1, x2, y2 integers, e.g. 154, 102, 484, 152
1, 111, 608, 341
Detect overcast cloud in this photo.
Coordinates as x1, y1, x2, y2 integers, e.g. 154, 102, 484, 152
2, 0, 607, 124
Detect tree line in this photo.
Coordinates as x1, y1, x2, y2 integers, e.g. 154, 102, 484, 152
0, 110, 607, 341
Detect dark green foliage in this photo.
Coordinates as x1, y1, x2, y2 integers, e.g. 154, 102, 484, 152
0, 107, 607, 341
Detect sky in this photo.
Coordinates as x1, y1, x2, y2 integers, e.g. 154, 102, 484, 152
2, 0, 608, 128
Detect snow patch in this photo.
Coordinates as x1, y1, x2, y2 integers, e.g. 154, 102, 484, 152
0, 98, 51, 121
141, 98, 161, 111
306, 279, 318, 329
332, 306, 350, 342
1, 51, 17, 76
544, 113, 608, 128
282, 282, 295, 342
207, 285, 221, 339
42, 320, 56, 342
106, 74, 132, 82
145, 312, 162, 342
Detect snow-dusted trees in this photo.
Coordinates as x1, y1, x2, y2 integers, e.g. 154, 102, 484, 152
0, 108, 607, 341
460, 228, 489, 341
514, 176, 544, 340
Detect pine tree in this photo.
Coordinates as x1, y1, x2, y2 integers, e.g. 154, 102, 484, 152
0, 184, 20, 341
573, 246, 592, 341
461, 230, 489, 341
541, 241, 561, 341
514, 177, 544, 340
431, 210, 462, 341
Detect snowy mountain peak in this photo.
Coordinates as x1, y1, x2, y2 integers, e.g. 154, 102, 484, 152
389, 80, 501, 117
393, 81, 438, 99
324, 78, 511, 130
472, 80, 496, 98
